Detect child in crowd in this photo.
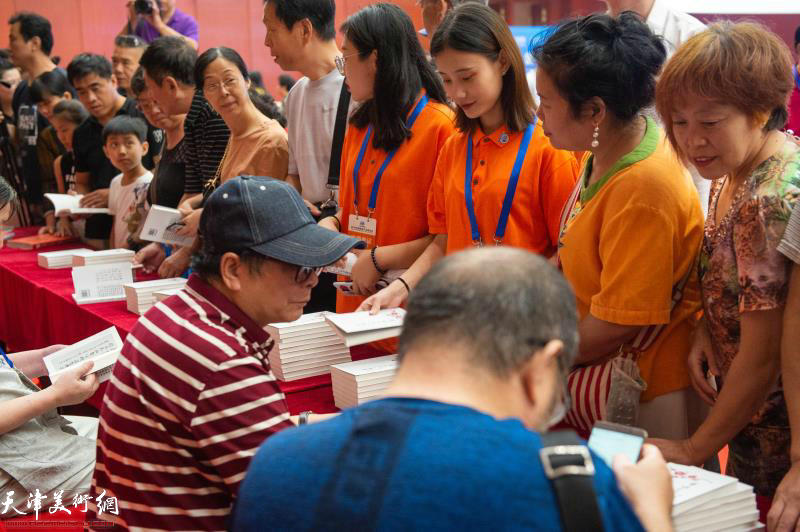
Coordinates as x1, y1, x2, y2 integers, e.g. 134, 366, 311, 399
103, 116, 152, 250
39, 100, 90, 237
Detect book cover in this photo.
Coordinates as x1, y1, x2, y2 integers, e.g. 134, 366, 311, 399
7, 233, 80, 250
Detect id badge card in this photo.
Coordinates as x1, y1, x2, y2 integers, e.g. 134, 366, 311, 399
348, 214, 377, 247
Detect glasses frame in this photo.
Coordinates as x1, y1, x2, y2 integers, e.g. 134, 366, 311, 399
294, 266, 323, 284
334, 52, 361, 76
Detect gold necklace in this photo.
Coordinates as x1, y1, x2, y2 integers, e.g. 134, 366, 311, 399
205, 137, 231, 192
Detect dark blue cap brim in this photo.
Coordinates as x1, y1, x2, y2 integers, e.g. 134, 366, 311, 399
250, 222, 366, 268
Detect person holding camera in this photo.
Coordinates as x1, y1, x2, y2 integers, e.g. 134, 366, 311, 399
119, 0, 198, 50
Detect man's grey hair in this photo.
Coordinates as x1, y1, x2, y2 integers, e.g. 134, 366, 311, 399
398, 247, 579, 377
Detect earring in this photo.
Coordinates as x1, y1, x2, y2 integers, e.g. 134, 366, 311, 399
591, 124, 600, 148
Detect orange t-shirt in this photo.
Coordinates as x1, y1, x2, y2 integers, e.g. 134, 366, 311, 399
427, 123, 578, 255
337, 99, 456, 331
558, 118, 704, 400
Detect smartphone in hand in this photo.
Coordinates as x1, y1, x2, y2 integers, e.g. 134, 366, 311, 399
587, 421, 647, 467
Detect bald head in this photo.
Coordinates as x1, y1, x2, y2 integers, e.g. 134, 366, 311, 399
398, 247, 578, 377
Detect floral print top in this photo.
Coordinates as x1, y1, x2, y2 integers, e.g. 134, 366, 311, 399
700, 136, 800, 496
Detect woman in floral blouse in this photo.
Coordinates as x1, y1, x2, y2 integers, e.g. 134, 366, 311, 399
652, 21, 800, 504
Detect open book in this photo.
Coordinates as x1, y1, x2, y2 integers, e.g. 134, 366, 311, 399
139, 205, 195, 247
44, 193, 110, 215
43, 327, 123, 384
324, 309, 406, 347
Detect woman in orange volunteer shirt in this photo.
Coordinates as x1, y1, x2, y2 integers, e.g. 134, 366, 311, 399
360, 3, 578, 311
317, 3, 455, 330
533, 13, 705, 438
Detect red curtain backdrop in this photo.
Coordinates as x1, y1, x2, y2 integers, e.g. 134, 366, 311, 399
0, 0, 424, 99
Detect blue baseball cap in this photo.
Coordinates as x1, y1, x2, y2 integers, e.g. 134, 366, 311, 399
200, 176, 364, 267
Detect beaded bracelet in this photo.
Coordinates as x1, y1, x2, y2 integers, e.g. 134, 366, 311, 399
371, 247, 387, 275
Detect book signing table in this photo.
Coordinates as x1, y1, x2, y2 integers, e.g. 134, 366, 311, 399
0, 228, 368, 416
0, 227, 393, 529
0, 229, 768, 531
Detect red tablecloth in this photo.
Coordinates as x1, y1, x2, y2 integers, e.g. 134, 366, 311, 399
0, 227, 353, 415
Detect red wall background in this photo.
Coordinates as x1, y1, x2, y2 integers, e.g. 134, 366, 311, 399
2, 1, 795, 98
0, 0, 424, 97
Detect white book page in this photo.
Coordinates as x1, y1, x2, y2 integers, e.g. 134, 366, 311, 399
669, 463, 738, 509
332, 355, 399, 376
326, 309, 406, 334
140, 205, 195, 247
269, 312, 330, 329
44, 193, 110, 215
124, 278, 187, 292
39, 248, 92, 259
44, 327, 123, 381
72, 263, 133, 301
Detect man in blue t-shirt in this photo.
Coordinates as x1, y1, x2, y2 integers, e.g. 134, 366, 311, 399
232, 248, 674, 531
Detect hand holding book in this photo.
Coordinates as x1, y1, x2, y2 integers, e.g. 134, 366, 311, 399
46, 360, 100, 407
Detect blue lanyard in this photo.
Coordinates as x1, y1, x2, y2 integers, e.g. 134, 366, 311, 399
794, 66, 800, 91
0, 345, 13, 368
352, 95, 429, 214
465, 119, 536, 245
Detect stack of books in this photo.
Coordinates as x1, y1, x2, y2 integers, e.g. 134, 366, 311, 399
330, 355, 398, 409
124, 278, 188, 315
324, 309, 406, 347
72, 248, 135, 267
154, 288, 184, 303
38, 249, 93, 269
669, 463, 761, 531
266, 312, 351, 381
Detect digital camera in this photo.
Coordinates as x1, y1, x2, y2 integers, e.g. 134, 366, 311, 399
134, 0, 160, 15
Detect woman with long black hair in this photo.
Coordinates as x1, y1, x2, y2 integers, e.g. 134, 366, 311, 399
318, 3, 457, 351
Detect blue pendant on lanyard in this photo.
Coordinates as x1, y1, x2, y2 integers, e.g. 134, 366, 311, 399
352, 95, 429, 217
464, 119, 536, 246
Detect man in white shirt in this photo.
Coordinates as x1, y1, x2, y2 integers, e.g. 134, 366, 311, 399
606, 0, 710, 215
262, 0, 350, 312
606, 0, 706, 57
263, 0, 347, 212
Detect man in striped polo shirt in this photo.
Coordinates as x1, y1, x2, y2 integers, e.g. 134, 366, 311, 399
89, 177, 363, 530
135, 36, 231, 277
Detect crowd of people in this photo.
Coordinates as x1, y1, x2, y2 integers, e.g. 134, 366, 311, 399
0, 0, 799, 530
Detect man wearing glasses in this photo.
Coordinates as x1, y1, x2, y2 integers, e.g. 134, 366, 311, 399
232, 247, 674, 532
90, 176, 364, 530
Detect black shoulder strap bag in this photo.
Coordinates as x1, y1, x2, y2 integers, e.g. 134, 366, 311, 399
317, 81, 351, 220
540, 430, 606, 532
